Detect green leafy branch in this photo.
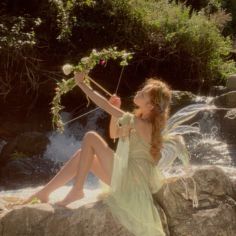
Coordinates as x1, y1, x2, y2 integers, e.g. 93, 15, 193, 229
51, 47, 133, 132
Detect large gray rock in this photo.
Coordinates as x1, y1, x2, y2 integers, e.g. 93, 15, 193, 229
209, 86, 228, 97
154, 166, 236, 236
0, 132, 50, 165
0, 166, 235, 236
0, 199, 169, 236
213, 91, 236, 108
0, 132, 55, 188
227, 75, 236, 91
171, 91, 198, 113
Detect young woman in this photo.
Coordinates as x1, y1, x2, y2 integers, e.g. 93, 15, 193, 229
25, 72, 172, 236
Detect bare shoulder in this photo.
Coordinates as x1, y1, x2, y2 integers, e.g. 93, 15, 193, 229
133, 116, 152, 143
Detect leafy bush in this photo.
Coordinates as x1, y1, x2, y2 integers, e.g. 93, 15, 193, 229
128, 0, 236, 87
66, 0, 236, 87
0, 13, 42, 100
0, 0, 235, 108
173, 0, 236, 35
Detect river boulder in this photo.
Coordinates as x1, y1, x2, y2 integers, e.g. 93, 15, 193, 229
171, 90, 198, 113
226, 74, 236, 91
0, 132, 50, 166
213, 91, 236, 108
0, 165, 235, 236
0, 157, 60, 189
154, 165, 236, 236
0, 132, 55, 188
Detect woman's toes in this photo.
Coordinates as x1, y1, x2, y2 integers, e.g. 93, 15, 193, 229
54, 190, 84, 207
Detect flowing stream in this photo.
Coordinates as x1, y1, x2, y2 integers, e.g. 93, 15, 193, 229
0, 96, 236, 208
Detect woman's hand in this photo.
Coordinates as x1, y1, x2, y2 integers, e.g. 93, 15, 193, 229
108, 94, 121, 108
74, 72, 86, 84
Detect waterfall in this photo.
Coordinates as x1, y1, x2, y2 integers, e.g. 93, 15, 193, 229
0, 98, 235, 208
0, 108, 107, 207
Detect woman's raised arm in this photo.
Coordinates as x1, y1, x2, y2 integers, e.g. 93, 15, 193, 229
75, 72, 125, 119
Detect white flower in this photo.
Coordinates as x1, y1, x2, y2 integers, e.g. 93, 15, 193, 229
81, 57, 90, 64
62, 64, 74, 75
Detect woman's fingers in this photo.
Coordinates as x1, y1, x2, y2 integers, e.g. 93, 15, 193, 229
109, 94, 121, 107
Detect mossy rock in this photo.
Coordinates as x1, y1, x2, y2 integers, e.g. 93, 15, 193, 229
0, 132, 50, 165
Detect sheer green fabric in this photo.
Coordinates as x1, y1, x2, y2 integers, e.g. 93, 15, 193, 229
103, 112, 166, 236
100, 105, 212, 236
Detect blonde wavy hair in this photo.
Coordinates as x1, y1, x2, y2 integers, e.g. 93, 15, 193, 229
134, 78, 171, 164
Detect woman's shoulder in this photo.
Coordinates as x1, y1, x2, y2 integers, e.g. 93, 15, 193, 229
133, 116, 152, 144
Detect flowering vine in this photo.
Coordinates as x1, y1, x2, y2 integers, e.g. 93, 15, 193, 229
51, 47, 133, 132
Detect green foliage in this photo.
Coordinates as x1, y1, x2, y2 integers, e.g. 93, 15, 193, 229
173, 0, 236, 35
11, 151, 28, 160
0, 12, 42, 99
51, 0, 95, 41
0, 16, 40, 50
29, 197, 41, 204
0, 0, 235, 107
128, 0, 236, 84
51, 47, 132, 132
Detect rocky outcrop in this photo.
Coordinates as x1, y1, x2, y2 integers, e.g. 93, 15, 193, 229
209, 85, 228, 97
210, 92, 236, 143
227, 74, 236, 91
0, 166, 235, 236
171, 90, 198, 113
154, 165, 236, 236
0, 132, 50, 165
213, 91, 236, 108
0, 132, 58, 188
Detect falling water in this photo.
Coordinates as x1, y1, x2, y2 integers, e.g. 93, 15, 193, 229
0, 99, 235, 208
0, 108, 107, 208
187, 109, 236, 167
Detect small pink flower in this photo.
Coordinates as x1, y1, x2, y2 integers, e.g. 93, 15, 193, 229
99, 59, 106, 66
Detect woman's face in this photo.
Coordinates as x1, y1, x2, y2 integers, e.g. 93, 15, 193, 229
133, 85, 153, 108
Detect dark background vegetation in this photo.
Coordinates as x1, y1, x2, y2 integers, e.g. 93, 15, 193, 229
0, 0, 236, 115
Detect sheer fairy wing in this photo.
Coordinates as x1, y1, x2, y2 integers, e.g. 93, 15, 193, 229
162, 103, 215, 136
159, 103, 217, 170
158, 135, 190, 171
157, 103, 217, 208
158, 104, 212, 171
164, 124, 199, 136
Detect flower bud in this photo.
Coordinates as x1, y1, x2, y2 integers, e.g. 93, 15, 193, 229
99, 59, 106, 66
62, 64, 74, 75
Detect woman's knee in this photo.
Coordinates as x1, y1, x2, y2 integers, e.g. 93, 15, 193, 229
84, 131, 99, 142
71, 149, 81, 161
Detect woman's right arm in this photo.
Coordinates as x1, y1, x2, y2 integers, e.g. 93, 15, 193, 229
75, 72, 124, 119
108, 95, 121, 139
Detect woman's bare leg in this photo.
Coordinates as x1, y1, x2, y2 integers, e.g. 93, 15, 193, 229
55, 131, 114, 206
23, 150, 80, 203
24, 132, 113, 204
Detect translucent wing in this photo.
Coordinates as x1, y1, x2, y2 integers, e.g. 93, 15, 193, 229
158, 135, 190, 171
163, 103, 215, 136
157, 103, 216, 208
159, 103, 216, 169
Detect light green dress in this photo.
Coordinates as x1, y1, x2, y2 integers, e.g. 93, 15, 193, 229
103, 112, 167, 236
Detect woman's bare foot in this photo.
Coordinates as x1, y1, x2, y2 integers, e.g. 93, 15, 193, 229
55, 188, 84, 207
23, 190, 49, 204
